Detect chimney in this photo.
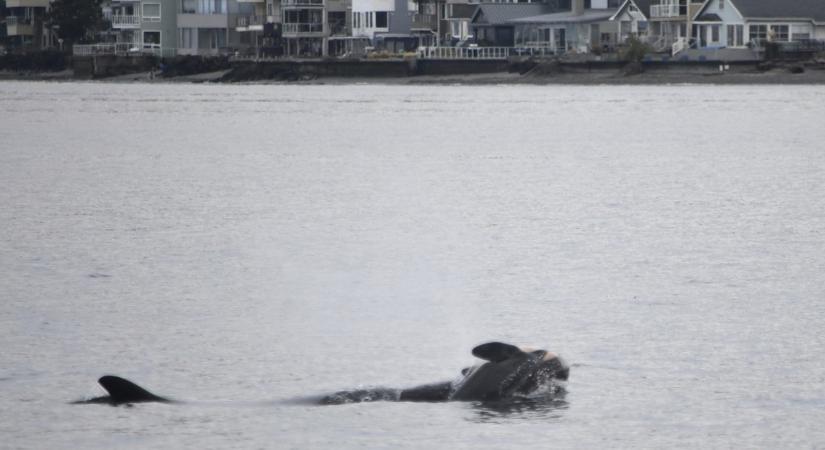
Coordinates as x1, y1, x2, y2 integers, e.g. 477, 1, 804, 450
572, 0, 584, 16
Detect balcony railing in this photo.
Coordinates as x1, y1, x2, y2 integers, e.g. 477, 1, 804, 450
417, 46, 514, 60
282, 0, 323, 6
650, 4, 681, 18
237, 15, 265, 27
282, 22, 324, 34
6, 16, 32, 26
73, 43, 177, 58
110, 15, 141, 27
411, 13, 437, 30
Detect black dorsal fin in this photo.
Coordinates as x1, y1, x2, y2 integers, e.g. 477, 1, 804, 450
98, 375, 168, 404
471, 342, 524, 363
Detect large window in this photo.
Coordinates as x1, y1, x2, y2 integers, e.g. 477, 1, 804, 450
726, 24, 743, 47
375, 11, 388, 28
770, 25, 789, 41
143, 30, 160, 47
749, 24, 767, 44
142, 3, 161, 21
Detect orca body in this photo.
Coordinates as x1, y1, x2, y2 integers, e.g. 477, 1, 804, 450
73, 375, 171, 405
74, 342, 568, 406
323, 342, 569, 404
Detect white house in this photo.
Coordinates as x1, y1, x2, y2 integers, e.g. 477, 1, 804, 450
610, 0, 651, 43
692, 0, 825, 49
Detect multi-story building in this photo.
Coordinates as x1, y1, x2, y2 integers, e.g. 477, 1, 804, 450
351, 0, 441, 52
106, 0, 174, 54
280, 0, 325, 56
177, 0, 255, 55
4, 0, 51, 50
647, 0, 702, 48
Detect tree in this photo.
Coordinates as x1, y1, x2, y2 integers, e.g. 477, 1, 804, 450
45, 0, 105, 47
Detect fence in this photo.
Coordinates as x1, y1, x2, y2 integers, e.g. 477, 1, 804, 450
72, 43, 177, 58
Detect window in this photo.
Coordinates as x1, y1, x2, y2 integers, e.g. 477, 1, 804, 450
142, 30, 160, 47
181, 0, 195, 13
711, 25, 720, 43
726, 24, 743, 47
719, 0, 724, 10
142, 3, 161, 21
584, 0, 591, 8
607, 0, 620, 7
366, 11, 372, 28
375, 11, 388, 28
770, 24, 789, 41
749, 24, 767, 44
179, 28, 193, 48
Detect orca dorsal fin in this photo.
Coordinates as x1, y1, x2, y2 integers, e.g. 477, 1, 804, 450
471, 342, 524, 363
98, 375, 167, 404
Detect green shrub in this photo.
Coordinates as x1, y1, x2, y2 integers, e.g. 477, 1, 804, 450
619, 36, 651, 63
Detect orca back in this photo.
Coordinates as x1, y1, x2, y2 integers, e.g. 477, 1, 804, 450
98, 375, 169, 404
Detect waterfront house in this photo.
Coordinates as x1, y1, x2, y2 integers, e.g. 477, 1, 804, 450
443, 2, 476, 45
471, 3, 559, 46
351, 0, 440, 52
610, 0, 651, 43
508, 0, 621, 53
647, 0, 703, 51
4, 0, 53, 50
106, 0, 177, 55
177, 0, 254, 55
691, 0, 825, 49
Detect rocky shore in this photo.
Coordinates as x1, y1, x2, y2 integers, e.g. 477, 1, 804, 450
2, 54, 825, 85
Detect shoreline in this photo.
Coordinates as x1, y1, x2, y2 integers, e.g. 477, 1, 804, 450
3, 65, 825, 86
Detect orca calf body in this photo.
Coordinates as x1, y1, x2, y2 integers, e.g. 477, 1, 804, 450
74, 342, 568, 406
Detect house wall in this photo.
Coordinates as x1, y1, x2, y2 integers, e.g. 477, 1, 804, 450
613, 7, 646, 37
692, 0, 742, 47
140, 0, 178, 50
351, 0, 394, 39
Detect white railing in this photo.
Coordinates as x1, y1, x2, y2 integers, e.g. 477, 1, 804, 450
650, 3, 681, 18
417, 46, 513, 60
671, 36, 687, 56
73, 43, 177, 57
110, 15, 141, 26
282, 0, 323, 6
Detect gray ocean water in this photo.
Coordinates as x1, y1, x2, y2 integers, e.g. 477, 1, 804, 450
1, 80, 824, 448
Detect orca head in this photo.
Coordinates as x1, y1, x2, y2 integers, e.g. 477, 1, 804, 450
450, 342, 569, 401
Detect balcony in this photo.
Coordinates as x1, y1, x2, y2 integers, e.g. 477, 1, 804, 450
282, 22, 324, 36
650, 3, 682, 18
236, 15, 265, 31
110, 15, 141, 28
177, 12, 231, 28
411, 13, 437, 30
282, 0, 324, 7
5, 0, 48, 7
5, 16, 34, 36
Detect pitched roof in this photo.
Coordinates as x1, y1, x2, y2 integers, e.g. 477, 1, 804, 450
610, 0, 650, 20
509, 8, 618, 24
698, 0, 825, 22
471, 4, 559, 25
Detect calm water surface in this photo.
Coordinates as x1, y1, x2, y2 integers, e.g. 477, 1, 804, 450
1, 81, 824, 448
